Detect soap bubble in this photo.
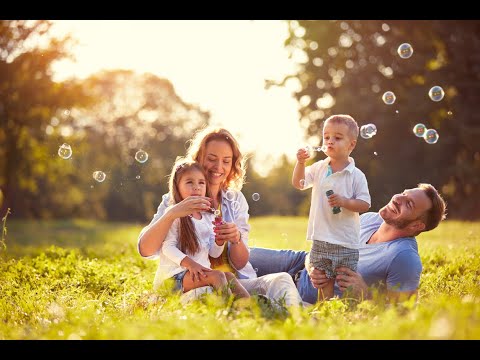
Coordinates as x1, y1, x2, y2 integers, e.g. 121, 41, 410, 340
58, 143, 72, 160
397, 43, 413, 59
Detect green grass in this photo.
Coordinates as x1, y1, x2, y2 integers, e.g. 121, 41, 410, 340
1, 217, 480, 339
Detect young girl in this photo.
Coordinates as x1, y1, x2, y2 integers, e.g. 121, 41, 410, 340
158, 159, 250, 299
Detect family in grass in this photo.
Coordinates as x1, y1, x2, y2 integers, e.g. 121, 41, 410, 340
137, 115, 447, 306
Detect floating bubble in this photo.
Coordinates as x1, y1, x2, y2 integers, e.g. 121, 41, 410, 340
93, 171, 106, 182
395, 110, 399, 114
382, 91, 396, 105
136, 175, 141, 179
413, 123, 427, 138
429, 86, 445, 102
225, 190, 235, 201
397, 43, 413, 59
360, 124, 377, 139
231, 200, 240, 212
135, 149, 149, 163
447, 111, 452, 115
424, 129, 439, 144
299, 179, 306, 189
374, 151, 378, 156
252, 193, 260, 201
58, 143, 72, 159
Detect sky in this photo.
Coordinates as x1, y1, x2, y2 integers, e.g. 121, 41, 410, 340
50, 20, 307, 175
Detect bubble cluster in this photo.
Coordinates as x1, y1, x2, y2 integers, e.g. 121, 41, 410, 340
135, 149, 149, 163
252, 193, 260, 201
360, 124, 377, 139
413, 123, 427, 137
382, 91, 396, 105
92, 171, 106, 182
397, 43, 413, 59
429, 86, 445, 102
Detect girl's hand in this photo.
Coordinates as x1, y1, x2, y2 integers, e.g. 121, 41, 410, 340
186, 262, 212, 282
213, 221, 241, 244
296, 147, 310, 164
327, 193, 346, 208
167, 196, 212, 218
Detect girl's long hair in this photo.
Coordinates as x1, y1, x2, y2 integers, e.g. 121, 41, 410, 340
168, 158, 210, 255
185, 126, 247, 191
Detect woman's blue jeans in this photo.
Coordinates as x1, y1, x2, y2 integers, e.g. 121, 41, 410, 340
249, 247, 318, 304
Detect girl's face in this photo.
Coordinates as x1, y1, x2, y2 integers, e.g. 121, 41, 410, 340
201, 139, 233, 187
177, 169, 207, 199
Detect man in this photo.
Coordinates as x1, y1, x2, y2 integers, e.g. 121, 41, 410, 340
249, 183, 447, 304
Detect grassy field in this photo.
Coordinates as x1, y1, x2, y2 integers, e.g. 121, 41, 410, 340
1, 217, 480, 340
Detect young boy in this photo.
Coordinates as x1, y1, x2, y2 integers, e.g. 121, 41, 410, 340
292, 114, 371, 300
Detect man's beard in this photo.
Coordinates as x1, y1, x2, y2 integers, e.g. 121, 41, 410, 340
379, 205, 411, 229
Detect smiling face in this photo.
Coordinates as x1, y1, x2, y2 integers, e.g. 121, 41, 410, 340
177, 168, 207, 199
379, 188, 432, 231
200, 139, 233, 188
322, 121, 356, 161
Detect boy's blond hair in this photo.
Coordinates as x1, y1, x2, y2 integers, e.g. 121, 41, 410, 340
324, 114, 359, 140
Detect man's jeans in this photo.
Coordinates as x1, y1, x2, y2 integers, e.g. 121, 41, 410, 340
249, 247, 318, 304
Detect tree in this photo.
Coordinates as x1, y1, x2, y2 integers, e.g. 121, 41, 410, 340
0, 20, 89, 218
277, 20, 480, 219
67, 69, 211, 221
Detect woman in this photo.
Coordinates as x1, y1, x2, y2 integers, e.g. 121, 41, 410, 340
138, 126, 302, 306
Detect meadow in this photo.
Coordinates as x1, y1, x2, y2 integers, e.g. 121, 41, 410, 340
1, 217, 480, 340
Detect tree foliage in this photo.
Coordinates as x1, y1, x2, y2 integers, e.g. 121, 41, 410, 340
0, 20, 90, 218
278, 20, 480, 219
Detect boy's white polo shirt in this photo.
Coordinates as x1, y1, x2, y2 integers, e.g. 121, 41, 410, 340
303, 156, 371, 249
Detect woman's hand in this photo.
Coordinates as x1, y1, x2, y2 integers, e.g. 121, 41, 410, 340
167, 196, 212, 218
213, 221, 241, 244
335, 266, 368, 296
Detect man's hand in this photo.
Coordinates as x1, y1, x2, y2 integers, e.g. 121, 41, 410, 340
335, 266, 369, 297
307, 265, 330, 289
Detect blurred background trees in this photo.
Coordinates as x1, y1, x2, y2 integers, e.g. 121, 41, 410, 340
1, 20, 479, 221
277, 20, 480, 219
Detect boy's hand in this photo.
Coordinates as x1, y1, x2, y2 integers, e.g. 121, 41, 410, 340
296, 147, 310, 164
327, 193, 346, 208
